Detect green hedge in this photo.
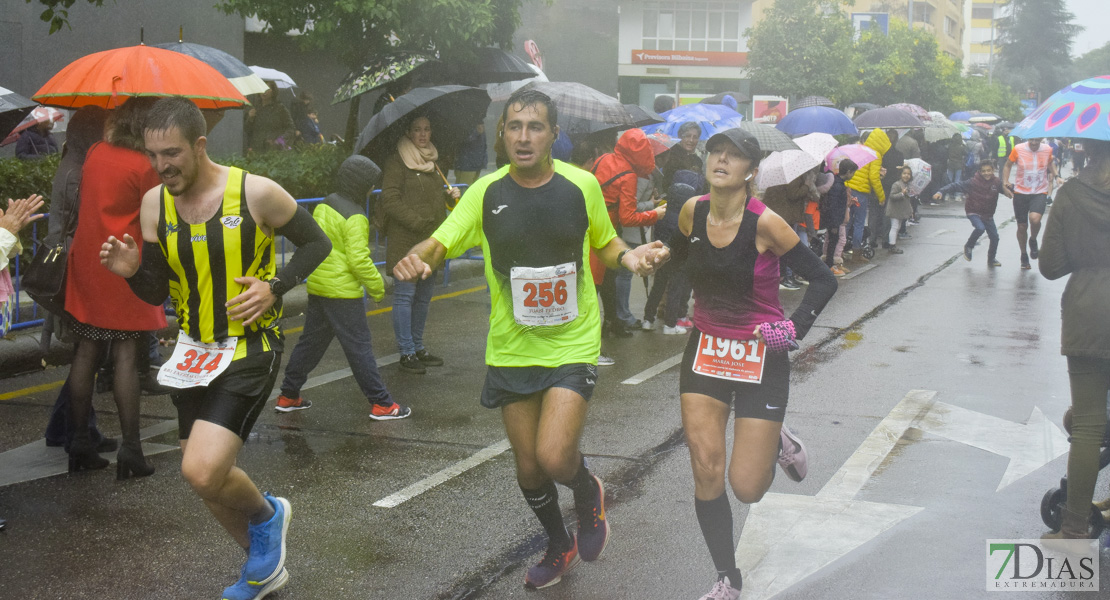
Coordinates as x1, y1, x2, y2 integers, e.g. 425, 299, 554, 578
0, 154, 62, 209
216, 144, 348, 200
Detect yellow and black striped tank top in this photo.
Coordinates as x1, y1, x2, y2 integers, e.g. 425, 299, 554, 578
158, 167, 282, 360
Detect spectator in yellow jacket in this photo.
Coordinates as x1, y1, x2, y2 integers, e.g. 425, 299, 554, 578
845, 128, 890, 256
275, 155, 411, 420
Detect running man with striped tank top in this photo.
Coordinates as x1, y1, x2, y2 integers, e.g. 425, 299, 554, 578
100, 97, 332, 600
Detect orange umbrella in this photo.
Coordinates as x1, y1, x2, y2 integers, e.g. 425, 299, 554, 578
33, 45, 248, 109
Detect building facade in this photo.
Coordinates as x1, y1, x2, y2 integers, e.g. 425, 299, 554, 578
963, 0, 1009, 74
850, 0, 967, 60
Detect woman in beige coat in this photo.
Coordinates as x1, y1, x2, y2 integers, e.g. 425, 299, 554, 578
379, 114, 461, 374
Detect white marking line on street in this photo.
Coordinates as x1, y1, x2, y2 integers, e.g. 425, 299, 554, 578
927, 228, 955, 238
840, 263, 877, 280
268, 353, 400, 401
817, 389, 936, 502
622, 353, 683, 385
373, 439, 512, 508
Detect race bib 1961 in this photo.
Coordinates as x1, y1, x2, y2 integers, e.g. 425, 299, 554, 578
692, 332, 766, 384
157, 331, 237, 389
510, 261, 578, 326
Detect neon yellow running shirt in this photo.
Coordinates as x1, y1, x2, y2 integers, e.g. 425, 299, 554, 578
432, 160, 617, 367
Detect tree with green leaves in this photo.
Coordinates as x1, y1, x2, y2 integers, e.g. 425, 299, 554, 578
217, 0, 529, 143
951, 76, 1024, 121
25, 0, 107, 34
996, 0, 1082, 102
744, 0, 856, 104
847, 19, 961, 112
1072, 42, 1110, 82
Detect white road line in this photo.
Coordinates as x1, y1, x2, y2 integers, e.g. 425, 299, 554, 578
840, 263, 878, 280
817, 389, 936, 502
373, 439, 512, 508
268, 353, 400, 401
622, 353, 683, 385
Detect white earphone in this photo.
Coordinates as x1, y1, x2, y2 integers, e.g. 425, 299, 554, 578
744, 173, 753, 181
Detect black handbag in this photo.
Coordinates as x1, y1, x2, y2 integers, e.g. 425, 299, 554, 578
21, 239, 69, 316
21, 188, 79, 316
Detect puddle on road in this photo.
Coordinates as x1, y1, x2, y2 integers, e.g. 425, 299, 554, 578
841, 330, 864, 350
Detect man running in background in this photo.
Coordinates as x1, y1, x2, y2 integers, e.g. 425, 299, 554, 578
393, 89, 669, 590
1002, 137, 1056, 270
100, 97, 331, 600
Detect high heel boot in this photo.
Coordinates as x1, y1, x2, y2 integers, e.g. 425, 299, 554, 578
68, 433, 109, 473
116, 441, 155, 480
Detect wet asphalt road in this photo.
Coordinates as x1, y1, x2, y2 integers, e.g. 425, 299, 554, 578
1, 194, 1108, 600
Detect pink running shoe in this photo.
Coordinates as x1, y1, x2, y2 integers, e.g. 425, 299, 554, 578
778, 426, 808, 482
676, 317, 694, 329
698, 575, 741, 600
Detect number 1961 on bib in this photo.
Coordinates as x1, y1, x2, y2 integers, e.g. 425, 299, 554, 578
692, 332, 766, 384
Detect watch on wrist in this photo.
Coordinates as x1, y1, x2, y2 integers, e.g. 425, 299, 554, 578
617, 248, 631, 271
267, 277, 281, 297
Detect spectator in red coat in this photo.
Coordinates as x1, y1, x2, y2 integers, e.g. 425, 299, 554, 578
63, 97, 167, 478
589, 128, 665, 336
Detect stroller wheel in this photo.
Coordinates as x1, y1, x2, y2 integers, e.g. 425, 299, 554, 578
862, 246, 876, 260
1041, 487, 1066, 531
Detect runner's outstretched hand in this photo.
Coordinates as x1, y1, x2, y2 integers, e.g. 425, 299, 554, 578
393, 253, 432, 282
100, 234, 141, 278
624, 240, 671, 276
227, 277, 276, 327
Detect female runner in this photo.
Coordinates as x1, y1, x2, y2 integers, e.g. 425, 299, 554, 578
669, 129, 838, 599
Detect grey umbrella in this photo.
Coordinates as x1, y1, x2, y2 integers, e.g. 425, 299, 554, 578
793, 95, 836, 110
0, 86, 37, 140
523, 81, 633, 126
853, 106, 924, 129
154, 42, 269, 96
737, 121, 800, 153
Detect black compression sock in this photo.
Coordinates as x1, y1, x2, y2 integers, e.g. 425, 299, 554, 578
522, 481, 571, 551
695, 493, 738, 579
567, 457, 599, 514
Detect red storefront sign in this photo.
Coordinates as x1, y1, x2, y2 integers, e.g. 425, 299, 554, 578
631, 50, 747, 67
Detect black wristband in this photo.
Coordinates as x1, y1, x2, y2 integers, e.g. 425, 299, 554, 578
617, 248, 630, 270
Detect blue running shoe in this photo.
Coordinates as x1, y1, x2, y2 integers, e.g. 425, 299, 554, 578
243, 494, 291, 589
222, 567, 289, 600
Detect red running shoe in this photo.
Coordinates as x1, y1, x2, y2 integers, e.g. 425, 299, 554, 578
369, 402, 412, 421
275, 395, 312, 413
524, 535, 579, 589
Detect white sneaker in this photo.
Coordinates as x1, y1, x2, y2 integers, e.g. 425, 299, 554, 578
698, 575, 741, 600
662, 325, 688, 335
641, 319, 656, 331
597, 355, 615, 366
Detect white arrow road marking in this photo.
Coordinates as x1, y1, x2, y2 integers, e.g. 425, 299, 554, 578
735, 390, 933, 599
373, 439, 511, 508
622, 353, 682, 385
914, 402, 1068, 491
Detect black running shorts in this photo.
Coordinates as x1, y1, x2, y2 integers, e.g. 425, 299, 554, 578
481, 363, 597, 409
1012, 193, 1048, 225
171, 351, 280, 442
678, 327, 789, 422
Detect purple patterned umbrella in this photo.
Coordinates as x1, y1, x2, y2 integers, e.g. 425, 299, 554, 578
887, 103, 931, 123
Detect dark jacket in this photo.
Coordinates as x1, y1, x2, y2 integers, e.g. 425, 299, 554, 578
881, 146, 905, 197
1039, 176, 1110, 359
454, 128, 488, 171
15, 128, 59, 159
248, 101, 295, 151
936, 173, 1004, 217
822, 176, 850, 228
379, 153, 449, 275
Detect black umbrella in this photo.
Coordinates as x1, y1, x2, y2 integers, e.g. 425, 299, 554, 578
0, 86, 37, 140
462, 48, 536, 85
354, 85, 491, 166
853, 106, 924, 129
700, 91, 750, 104
793, 95, 836, 110
154, 42, 269, 96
